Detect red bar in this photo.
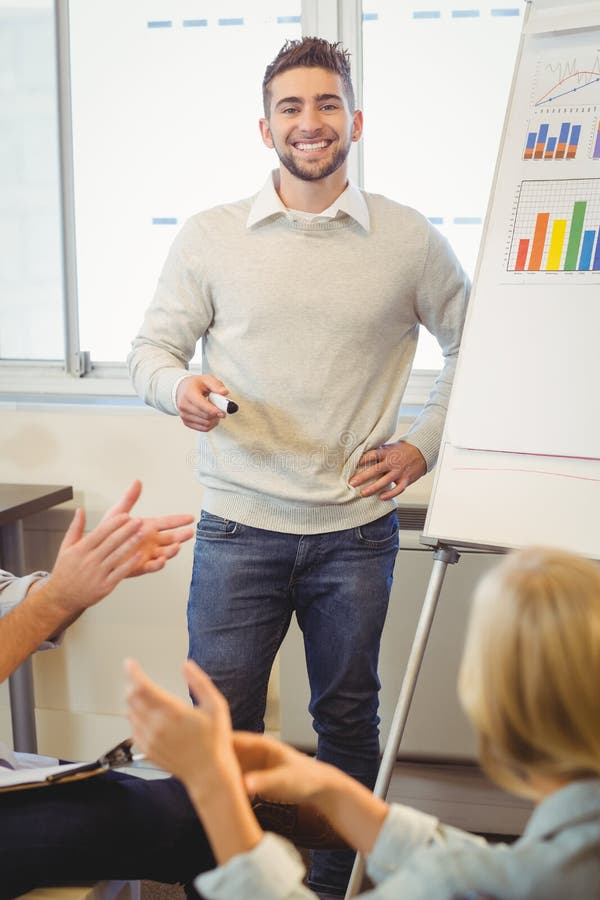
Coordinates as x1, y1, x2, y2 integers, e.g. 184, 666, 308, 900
516, 239, 530, 271
528, 212, 550, 271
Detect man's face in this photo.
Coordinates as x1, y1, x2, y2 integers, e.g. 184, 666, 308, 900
259, 67, 362, 182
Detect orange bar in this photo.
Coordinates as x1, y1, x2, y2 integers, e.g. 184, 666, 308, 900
524, 148, 534, 160
534, 142, 545, 159
516, 239, 530, 271
555, 142, 566, 158
544, 148, 554, 159
566, 145, 577, 159
528, 212, 550, 270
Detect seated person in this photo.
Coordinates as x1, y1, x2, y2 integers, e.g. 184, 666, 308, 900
126, 546, 600, 899
0, 481, 215, 897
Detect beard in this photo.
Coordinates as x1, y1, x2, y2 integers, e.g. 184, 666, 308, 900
273, 132, 352, 182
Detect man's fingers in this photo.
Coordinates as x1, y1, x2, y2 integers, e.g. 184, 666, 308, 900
60, 508, 86, 549
143, 514, 195, 533
101, 480, 143, 521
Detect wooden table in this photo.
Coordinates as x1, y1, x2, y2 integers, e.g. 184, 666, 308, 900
0, 483, 74, 752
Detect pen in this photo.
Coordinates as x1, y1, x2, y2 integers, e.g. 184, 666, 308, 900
208, 392, 239, 414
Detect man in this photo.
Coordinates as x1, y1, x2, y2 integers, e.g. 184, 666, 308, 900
128, 37, 469, 897
0, 481, 215, 896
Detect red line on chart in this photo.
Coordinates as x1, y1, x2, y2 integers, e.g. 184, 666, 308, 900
453, 466, 600, 483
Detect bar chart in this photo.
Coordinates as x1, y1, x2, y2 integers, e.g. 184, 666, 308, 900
523, 120, 581, 160
507, 179, 600, 273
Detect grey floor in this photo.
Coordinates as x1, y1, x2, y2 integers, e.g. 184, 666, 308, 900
140, 759, 531, 897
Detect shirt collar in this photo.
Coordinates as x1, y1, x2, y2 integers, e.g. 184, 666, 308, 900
247, 170, 370, 232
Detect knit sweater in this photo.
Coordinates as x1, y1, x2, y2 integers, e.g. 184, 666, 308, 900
128, 187, 469, 534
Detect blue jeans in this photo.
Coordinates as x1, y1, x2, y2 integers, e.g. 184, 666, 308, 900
188, 510, 399, 895
0, 771, 214, 897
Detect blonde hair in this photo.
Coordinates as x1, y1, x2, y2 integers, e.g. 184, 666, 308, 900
458, 546, 600, 799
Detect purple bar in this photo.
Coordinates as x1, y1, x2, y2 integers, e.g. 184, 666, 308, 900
594, 125, 600, 159
593, 229, 600, 271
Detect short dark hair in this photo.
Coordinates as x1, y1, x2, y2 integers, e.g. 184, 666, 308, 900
262, 37, 355, 117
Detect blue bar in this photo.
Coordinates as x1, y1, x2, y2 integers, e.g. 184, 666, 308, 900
491, 8, 520, 15
546, 136, 557, 155
152, 217, 178, 225
362, 12, 379, 20
147, 20, 172, 28
428, 217, 444, 224
277, 15, 301, 23
578, 230, 596, 270
570, 124, 582, 147
183, 19, 208, 27
593, 230, 600, 271
413, 10, 441, 18
558, 121, 570, 144
453, 217, 483, 224
525, 132, 536, 152
451, 9, 480, 17
218, 17, 244, 26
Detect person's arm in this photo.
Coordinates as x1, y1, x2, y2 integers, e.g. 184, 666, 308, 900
0, 481, 195, 681
349, 222, 469, 500
127, 218, 218, 418
125, 658, 263, 865
0, 512, 144, 682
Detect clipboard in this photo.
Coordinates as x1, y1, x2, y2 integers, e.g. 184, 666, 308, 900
0, 738, 143, 793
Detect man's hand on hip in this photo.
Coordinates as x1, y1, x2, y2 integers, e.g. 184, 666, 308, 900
349, 440, 427, 500
176, 375, 230, 432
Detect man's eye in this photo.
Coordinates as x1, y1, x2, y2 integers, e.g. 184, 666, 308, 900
320, 104, 338, 111
281, 107, 298, 115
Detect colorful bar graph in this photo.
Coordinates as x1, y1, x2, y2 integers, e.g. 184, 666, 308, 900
523, 121, 581, 161
593, 121, 600, 160
509, 180, 600, 274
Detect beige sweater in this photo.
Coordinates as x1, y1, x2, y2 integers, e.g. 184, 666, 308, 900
128, 191, 469, 534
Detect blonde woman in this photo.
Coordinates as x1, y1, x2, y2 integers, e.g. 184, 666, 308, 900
126, 547, 600, 899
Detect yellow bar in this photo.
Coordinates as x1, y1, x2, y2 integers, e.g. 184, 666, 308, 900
546, 219, 567, 271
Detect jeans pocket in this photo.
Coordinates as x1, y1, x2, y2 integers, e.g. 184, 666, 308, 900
196, 510, 239, 539
355, 511, 399, 547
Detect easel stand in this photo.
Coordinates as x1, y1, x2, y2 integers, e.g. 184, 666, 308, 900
344, 543, 461, 899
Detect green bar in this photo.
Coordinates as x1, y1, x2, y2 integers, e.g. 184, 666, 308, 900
564, 201, 587, 270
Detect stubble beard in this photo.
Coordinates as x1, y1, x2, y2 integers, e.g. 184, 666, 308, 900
275, 134, 352, 182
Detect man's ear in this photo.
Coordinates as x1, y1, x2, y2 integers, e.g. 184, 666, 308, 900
259, 118, 274, 149
351, 109, 364, 143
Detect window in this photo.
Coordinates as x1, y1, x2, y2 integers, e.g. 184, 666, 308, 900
362, 0, 523, 368
0, 0, 525, 395
69, 0, 301, 364
0, 1, 63, 361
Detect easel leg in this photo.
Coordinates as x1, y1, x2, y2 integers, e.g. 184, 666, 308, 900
344, 544, 460, 899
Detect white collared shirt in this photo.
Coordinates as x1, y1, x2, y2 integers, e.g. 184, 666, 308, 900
246, 170, 370, 231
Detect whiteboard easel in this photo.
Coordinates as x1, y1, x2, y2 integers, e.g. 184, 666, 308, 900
346, 0, 600, 893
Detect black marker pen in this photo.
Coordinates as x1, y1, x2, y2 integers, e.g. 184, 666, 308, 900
208, 391, 239, 414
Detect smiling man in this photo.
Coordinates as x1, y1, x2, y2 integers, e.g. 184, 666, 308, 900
128, 37, 469, 899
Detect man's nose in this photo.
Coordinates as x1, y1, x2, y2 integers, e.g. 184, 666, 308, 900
297, 107, 322, 133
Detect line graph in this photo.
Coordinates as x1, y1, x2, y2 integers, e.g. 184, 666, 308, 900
535, 69, 600, 107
